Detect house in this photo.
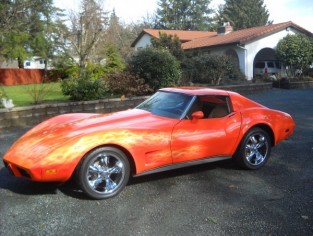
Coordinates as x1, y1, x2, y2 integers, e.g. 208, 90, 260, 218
0, 56, 53, 69
23, 56, 46, 69
131, 29, 217, 49
131, 21, 313, 80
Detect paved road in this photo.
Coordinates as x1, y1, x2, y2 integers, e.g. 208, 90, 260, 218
1, 88, 312, 236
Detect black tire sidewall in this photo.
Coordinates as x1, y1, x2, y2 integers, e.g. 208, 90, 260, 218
235, 128, 271, 170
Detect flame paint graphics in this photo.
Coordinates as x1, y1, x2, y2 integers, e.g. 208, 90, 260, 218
4, 128, 172, 179
71, 130, 172, 170
171, 128, 227, 163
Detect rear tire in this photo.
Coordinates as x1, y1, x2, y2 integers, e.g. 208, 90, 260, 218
77, 147, 130, 199
234, 128, 271, 170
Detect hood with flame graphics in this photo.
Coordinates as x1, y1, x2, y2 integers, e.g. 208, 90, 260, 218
4, 109, 178, 181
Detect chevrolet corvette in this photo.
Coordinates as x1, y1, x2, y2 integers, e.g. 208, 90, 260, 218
3, 87, 295, 199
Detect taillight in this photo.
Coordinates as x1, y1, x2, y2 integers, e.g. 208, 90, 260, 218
264, 67, 268, 73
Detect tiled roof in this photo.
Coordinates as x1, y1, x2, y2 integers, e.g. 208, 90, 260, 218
143, 29, 217, 41
182, 21, 313, 50
131, 29, 216, 47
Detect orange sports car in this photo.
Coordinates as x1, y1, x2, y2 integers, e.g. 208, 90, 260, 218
3, 87, 295, 199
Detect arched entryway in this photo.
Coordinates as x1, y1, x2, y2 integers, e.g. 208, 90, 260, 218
254, 48, 277, 62
253, 48, 283, 77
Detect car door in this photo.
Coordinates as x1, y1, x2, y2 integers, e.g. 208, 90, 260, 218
170, 95, 242, 163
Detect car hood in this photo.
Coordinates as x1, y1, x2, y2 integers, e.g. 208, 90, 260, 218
18, 108, 177, 145
4, 109, 176, 168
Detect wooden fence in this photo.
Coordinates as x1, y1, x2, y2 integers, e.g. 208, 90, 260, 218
0, 69, 54, 85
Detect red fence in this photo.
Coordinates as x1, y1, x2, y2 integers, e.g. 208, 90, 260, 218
0, 69, 52, 85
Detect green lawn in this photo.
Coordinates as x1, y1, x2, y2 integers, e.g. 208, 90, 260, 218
1, 82, 70, 107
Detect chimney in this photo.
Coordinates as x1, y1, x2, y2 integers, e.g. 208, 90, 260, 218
217, 22, 233, 35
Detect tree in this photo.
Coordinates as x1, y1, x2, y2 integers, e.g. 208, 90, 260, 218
276, 34, 313, 78
216, 0, 271, 30
102, 44, 125, 73
151, 33, 185, 60
66, 0, 109, 74
103, 10, 138, 61
0, 0, 61, 69
129, 47, 181, 91
156, 0, 214, 30
28, 1, 62, 80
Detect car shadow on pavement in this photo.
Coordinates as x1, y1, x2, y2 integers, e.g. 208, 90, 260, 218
0, 167, 59, 196
128, 159, 239, 186
0, 166, 89, 199
0, 159, 239, 199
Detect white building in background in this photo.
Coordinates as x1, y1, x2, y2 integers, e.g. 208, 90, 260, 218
0, 56, 53, 69
132, 21, 313, 80
24, 56, 54, 69
23, 56, 46, 69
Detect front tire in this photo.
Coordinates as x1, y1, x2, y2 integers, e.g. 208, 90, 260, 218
234, 128, 271, 170
77, 147, 130, 199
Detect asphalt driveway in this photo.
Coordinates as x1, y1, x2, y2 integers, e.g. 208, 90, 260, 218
0, 88, 312, 236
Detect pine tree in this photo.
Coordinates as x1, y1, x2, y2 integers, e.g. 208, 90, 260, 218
216, 0, 271, 30
156, 0, 214, 30
0, 0, 61, 69
151, 33, 184, 60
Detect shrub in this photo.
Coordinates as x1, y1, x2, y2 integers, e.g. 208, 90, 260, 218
182, 54, 242, 85
85, 63, 106, 80
128, 47, 181, 91
0, 85, 7, 99
53, 57, 80, 79
106, 71, 152, 97
0, 85, 7, 108
24, 82, 53, 104
61, 73, 107, 101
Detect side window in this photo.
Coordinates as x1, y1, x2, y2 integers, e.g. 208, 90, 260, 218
187, 96, 231, 119
275, 62, 281, 69
267, 62, 274, 68
255, 62, 265, 68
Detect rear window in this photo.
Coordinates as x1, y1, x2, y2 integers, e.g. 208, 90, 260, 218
267, 62, 274, 68
275, 62, 281, 69
255, 62, 265, 68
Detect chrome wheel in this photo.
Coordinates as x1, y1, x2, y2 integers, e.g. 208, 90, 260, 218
244, 133, 269, 166
78, 147, 130, 199
234, 128, 271, 170
87, 153, 125, 194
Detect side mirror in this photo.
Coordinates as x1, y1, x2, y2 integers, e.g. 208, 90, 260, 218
192, 111, 204, 120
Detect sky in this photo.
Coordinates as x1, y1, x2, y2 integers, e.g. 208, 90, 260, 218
54, 0, 313, 33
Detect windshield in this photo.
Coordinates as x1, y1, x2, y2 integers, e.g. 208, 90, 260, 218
136, 91, 194, 119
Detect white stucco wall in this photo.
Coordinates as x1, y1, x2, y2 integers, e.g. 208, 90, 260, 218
134, 34, 153, 49
243, 28, 298, 79
207, 28, 299, 80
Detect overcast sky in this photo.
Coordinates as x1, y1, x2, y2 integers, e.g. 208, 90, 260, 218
54, 0, 313, 33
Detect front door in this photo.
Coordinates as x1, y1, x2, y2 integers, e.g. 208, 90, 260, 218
171, 96, 242, 163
